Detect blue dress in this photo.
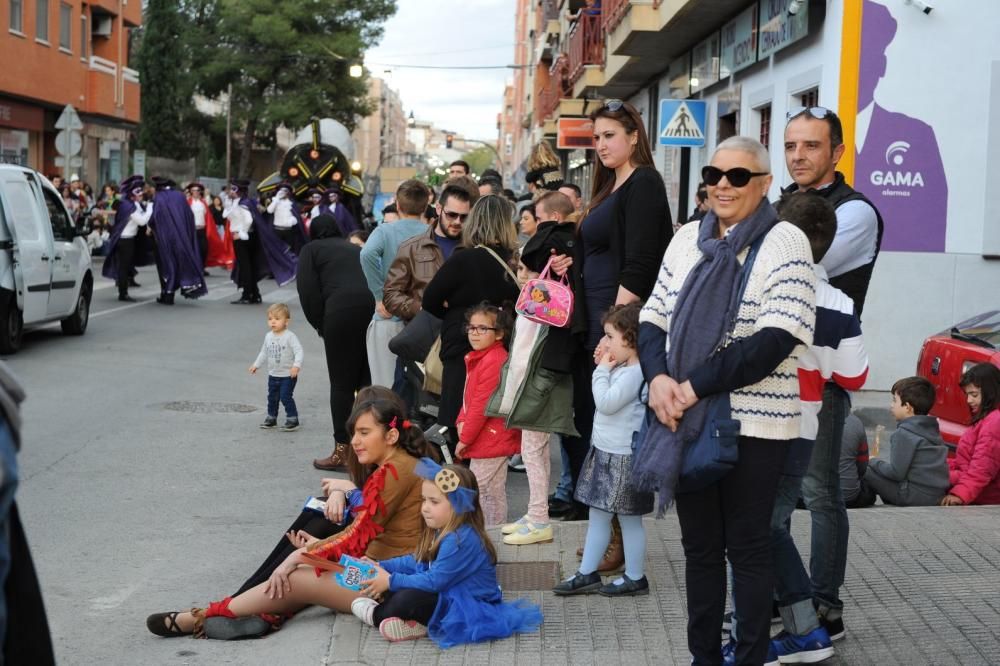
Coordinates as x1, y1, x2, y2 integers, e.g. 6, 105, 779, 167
379, 525, 542, 648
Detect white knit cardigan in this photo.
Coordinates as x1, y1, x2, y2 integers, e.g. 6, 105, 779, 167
639, 220, 817, 441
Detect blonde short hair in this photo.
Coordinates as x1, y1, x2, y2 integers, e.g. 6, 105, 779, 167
461, 195, 519, 252
267, 303, 290, 319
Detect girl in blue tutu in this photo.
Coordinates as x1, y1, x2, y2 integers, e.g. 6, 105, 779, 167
350, 459, 543, 647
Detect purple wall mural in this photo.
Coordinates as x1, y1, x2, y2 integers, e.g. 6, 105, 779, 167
855, 1, 947, 252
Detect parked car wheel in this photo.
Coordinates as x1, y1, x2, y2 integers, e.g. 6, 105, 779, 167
0, 290, 24, 354
60, 278, 91, 335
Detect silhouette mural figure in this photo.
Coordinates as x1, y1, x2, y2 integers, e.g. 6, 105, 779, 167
855, 0, 947, 252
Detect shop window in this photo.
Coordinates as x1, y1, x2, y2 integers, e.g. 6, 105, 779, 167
42, 188, 74, 240
9, 0, 23, 33
59, 3, 72, 51
0, 129, 29, 167
36, 0, 49, 42
758, 104, 772, 150
800, 88, 819, 108
718, 112, 738, 143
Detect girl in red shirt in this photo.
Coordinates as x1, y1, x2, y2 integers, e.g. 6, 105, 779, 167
455, 303, 521, 526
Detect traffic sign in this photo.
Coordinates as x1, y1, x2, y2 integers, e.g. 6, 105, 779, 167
54, 130, 82, 156
54, 104, 83, 131
658, 99, 707, 147
54, 156, 83, 168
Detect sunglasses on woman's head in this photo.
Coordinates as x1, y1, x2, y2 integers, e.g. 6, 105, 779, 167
603, 99, 624, 112
701, 166, 769, 188
786, 106, 834, 123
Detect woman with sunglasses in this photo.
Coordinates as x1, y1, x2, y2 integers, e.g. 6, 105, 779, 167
421, 195, 522, 444
551, 100, 672, 530
637, 136, 816, 664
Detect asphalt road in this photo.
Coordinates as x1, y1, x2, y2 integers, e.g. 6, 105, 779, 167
6, 264, 539, 665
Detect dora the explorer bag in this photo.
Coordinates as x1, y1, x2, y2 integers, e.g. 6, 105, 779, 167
514, 255, 574, 328
676, 232, 766, 493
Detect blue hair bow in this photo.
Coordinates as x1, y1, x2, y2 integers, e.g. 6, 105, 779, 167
415, 457, 478, 514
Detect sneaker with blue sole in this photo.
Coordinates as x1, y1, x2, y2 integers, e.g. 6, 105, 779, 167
771, 626, 835, 664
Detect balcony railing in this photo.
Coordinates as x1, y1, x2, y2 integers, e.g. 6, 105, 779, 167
567, 12, 604, 84
603, 0, 632, 35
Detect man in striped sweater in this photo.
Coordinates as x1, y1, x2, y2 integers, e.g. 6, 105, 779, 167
767, 193, 869, 664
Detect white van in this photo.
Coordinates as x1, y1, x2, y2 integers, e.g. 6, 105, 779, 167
0, 165, 93, 353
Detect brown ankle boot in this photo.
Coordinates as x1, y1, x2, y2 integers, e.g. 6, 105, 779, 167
313, 443, 349, 471
597, 516, 624, 573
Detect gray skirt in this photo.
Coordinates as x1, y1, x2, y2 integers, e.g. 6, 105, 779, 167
574, 446, 654, 516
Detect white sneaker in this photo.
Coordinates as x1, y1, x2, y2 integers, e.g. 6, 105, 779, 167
351, 597, 378, 626
379, 617, 428, 642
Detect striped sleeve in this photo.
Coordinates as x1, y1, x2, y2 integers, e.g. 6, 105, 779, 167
756, 224, 816, 347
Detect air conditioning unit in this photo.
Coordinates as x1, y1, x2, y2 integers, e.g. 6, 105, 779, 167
93, 16, 113, 38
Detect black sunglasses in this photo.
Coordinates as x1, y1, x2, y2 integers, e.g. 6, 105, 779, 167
786, 106, 834, 122
442, 210, 469, 222
701, 166, 769, 188
604, 99, 624, 112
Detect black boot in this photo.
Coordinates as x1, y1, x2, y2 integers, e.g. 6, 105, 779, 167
231, 291, 252, 304
118, 291, 136, 303
156, 292, 175, 305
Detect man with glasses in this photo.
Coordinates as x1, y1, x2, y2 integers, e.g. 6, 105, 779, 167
783, 106, 883, 317
782, 106, 883, 649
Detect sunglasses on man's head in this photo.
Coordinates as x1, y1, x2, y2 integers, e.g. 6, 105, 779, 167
701, 166, 769, 188
786, 106, 834, 123
442, 210, 469, 222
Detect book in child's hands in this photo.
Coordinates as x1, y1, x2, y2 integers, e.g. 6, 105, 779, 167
334, 555, 378, 590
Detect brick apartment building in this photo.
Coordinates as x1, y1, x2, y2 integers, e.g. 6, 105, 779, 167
0, 0, 141, 187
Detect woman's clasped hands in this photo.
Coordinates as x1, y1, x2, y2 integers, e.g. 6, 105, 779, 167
648, 375, 700, 432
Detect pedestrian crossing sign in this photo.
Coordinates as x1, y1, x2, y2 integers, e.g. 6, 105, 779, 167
659, 99, 707, 147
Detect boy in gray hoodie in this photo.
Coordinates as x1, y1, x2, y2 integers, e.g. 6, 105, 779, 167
860, 376, 950, 506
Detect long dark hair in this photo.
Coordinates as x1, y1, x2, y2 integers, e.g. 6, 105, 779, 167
586, 100, 655, 217
959, 363, 1000, 423
344, 389, 439, 485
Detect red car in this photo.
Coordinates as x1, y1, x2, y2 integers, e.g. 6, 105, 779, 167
916, 310, 1000, 447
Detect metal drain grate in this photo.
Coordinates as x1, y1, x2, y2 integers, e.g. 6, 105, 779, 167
158, 401, 259, 414
497, 561, 560, 591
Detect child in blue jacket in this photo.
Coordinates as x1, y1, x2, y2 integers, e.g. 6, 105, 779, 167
350, 459, 542, 647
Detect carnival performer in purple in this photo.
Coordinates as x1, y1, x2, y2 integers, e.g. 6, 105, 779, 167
148, 177, 208, 305
317, 184, 360, 238
226, 179, 297, 305
102, 175, 154, 302
265, 182, 308, 255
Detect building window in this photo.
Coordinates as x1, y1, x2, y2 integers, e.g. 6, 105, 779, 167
59, 3, 72, 50
800, 88, 819, 108
9, 0, 23, 33
80, 14, 88, 59
36, 0, 49, 42
758, 104, 772, 150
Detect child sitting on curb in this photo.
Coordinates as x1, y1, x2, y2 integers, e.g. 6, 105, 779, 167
857, 377, 950, 506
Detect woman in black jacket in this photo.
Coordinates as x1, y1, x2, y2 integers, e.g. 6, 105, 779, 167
556, 100, 673, 526
296, 214, 375, 470
422, 195, 521, 438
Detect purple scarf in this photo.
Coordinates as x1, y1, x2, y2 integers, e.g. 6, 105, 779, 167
633, 197, 776, 514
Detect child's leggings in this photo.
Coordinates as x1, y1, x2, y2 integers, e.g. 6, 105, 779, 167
521, 430, 550, 524
580, 508, 646, 580
469, 456, 509, 526
372, 589, 439, 627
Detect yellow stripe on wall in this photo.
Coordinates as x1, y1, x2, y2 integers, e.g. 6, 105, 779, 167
838, 0, 864, 186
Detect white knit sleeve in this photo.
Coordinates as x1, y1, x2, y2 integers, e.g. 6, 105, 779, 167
755, 223, 817, 347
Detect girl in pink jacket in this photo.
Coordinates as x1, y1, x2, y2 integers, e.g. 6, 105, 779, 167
942, 363, 1000, 506
456, 303, 521, 525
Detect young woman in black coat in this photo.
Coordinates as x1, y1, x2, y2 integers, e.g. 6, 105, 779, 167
421, 195, 521, 436
296, 214, 375, 468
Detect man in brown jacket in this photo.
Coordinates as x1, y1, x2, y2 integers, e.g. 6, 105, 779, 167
382, 179, 478, 320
